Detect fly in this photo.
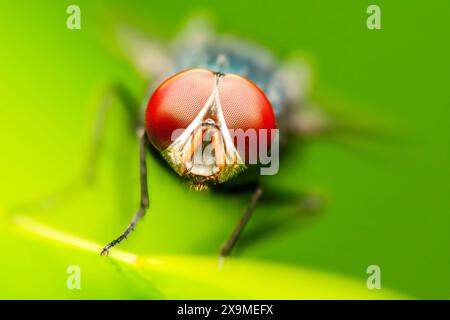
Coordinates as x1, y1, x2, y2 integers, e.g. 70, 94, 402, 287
70, 19, 328, 258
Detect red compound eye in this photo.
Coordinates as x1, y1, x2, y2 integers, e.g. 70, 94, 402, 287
219, 73, 277, 158
145, 68, 277, 153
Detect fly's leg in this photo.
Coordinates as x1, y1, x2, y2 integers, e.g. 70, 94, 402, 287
219, 186, 263, 258
216, 186, 323, 261
101, 129, 149, 256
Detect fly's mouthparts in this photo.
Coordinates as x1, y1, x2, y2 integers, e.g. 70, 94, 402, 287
162, 73, 246, 185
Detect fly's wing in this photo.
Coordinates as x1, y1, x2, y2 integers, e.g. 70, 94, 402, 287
115, 24, 174, 84
273, 59, 312, 107
269, 58, 331, 134
114, 24, 176, 117
276, 57, 386, 140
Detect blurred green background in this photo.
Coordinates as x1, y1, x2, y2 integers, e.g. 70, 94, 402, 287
0, 0, 449, 299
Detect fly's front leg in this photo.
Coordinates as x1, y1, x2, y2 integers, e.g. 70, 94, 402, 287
101, 128, 149, 256
220, 186, 263, 258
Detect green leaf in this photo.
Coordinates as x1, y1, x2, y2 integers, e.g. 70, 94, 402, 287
8, 215, 406, 299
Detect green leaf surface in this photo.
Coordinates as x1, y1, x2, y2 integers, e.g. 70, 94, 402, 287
6, 214, 405, 299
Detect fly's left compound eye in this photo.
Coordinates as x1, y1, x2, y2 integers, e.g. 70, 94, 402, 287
145, 69, 215, 151
145, 68, 276, 184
